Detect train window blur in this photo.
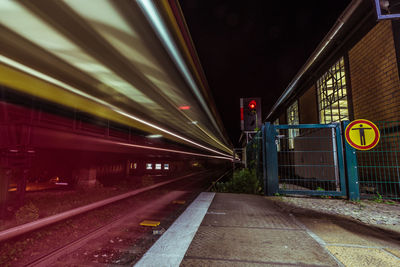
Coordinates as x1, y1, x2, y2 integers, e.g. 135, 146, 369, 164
155, 163, 162, 170
164, 164, 169, 170
146, 163, 152, 170
130, 162, 137, 169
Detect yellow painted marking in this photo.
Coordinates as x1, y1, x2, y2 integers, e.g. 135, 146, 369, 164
140, 220, 160, 227
172, 200, 186, 204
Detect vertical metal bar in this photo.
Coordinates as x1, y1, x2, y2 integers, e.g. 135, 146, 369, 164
382, 122, 389, 197
336, 123, 347, 195
395, 123, 400, 198
332, 127, 340, 191
374, 122, 382, 197
369, 127, 377, 197
342, 120, 360, 200
383, 122, 391, 198
264, 122, 278, 195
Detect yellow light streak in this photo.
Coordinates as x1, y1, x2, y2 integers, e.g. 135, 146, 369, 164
0, 55, 233, 157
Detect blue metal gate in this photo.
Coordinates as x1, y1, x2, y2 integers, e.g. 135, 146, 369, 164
260, 121, 359, 200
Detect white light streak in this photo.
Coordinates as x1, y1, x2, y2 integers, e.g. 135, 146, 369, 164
113, 141, 233, 161
0, 55, 232, 158
136, 0, 226, 142
147, 134, 163, 138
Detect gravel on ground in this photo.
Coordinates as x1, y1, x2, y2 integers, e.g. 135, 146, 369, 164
270, 196, 400, 225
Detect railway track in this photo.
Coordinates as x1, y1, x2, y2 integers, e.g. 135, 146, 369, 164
0, 170, 223, 266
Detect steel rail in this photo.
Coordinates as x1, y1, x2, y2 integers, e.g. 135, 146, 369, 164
0, 172, 204, 243
26, 183, 196, 267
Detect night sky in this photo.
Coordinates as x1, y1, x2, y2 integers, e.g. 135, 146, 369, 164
179, 0, 351, 146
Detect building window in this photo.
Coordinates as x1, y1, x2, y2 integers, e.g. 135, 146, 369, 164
287, 100, 299, 149
317, 57, 349, 124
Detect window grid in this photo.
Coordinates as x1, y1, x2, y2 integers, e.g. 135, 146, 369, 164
317, 57, 349, 124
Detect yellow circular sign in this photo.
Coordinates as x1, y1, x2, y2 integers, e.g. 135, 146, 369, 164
345, 119, 380, 150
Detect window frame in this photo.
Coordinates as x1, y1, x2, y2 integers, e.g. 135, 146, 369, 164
316, 57, 349, 124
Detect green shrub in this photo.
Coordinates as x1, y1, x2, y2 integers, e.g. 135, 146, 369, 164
214, 168, 262, 194
15, 202, 39, 224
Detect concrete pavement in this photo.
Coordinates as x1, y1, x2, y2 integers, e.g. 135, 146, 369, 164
137, 193, 400, 266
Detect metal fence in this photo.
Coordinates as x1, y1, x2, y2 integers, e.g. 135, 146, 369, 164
276, 125, 343, 193
357, 121, 400, 199
246, 121, 400, 201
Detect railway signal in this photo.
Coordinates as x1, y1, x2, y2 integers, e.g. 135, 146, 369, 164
240, 97, 262, 132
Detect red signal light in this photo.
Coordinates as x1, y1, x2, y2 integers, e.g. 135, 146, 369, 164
179, 105, 190, 110
248, 100, 256, 110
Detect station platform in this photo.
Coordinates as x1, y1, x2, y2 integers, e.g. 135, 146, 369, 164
135, 193, 400, 267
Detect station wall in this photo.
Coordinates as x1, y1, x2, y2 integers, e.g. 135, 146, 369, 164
299, 85, 318, 124
276, 20, 400, 125
349, 20, 400, 122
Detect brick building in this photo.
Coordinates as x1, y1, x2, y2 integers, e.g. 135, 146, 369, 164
265, 0, 400, 198
267, 0, 400, 125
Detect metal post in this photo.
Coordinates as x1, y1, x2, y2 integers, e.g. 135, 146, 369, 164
332, 127, 340, 191
342, 120, 360, 200
264, 122, 278, 195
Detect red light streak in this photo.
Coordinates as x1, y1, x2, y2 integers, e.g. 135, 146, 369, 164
179, 105, 190, 110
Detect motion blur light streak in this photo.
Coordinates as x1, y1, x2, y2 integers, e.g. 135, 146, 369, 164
0, 53, 232, 155
0, 55, 232, 158
147, 134, 163, 138
0, 0, 233, 157
114, 109, 232, 157
0, 55, 110, 107
179, 105, 191, 110
113, 141, 233, 161
136, 0, 224, 139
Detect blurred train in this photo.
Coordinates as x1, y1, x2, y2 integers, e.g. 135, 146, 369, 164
0, 87, 231, 197
0, 0, 234, 214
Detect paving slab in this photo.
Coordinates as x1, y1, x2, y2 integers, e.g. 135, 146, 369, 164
185, 226, 337, 266
208, 193, 279, 215
385, 248, 400, 258
202, 212, 300, 229
326, 246, 400, 267
296, 217, 400, 248
182, 193, 338, 266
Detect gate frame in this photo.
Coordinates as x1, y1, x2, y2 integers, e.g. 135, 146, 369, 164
262, 121, 360, 200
